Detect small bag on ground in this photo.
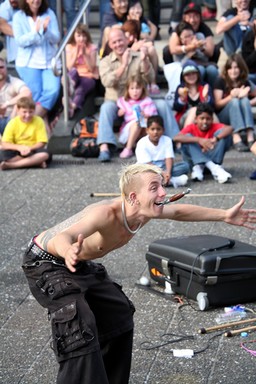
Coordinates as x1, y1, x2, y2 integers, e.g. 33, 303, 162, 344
70, 116, 99, 158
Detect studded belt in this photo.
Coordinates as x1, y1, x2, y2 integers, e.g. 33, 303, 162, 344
25, 237, 66, 266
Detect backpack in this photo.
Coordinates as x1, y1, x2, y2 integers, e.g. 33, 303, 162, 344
70, 116, 99, 158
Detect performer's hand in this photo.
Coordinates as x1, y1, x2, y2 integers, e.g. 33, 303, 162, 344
225, 197, 256, 229
65, 234, 84, 272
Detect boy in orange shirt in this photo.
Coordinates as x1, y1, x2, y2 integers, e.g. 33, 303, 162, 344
0, 97, 50, 170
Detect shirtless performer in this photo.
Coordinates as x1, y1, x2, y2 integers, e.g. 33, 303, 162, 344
22, 163, 256, 384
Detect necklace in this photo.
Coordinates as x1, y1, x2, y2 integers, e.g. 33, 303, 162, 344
121, 200, 142, 235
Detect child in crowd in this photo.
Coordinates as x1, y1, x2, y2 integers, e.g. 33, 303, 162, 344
135, 115, 189, 188
0, 97, 50, 170
121, 19, 160, 95
173, 103, 233, 184
117, 74, 157, 159
65, 23, 99, 117
173, 60, 215, 128
214, 53, 256, 152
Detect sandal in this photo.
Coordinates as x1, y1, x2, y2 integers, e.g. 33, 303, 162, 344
248, 140, 255, 149
233, 141, 249, 152
149, 84, 161, 95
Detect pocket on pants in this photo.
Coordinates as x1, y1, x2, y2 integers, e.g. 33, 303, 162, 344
51, 300, 95, 357
36, 270, 81, 300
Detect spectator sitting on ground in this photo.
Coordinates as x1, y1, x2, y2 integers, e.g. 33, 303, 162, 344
0, 96, 50, 171
216, 0, 254, 55
127, 0, 157, 42
163, 3, 220, 73
97, 27, 179, 162
100, 0, 129, 57
173, 103, 233, 184
169, 20, 219, 88
0, 56, 31, 135
121, 19, 160, 95
12, 0, 61, 136
166, 3, 219, 88
65, 23, 99, 118
135, 114, 189, 188
213, 52, 256, 152
0, 0, 19, 63
117, 74, 157, 159
173, 60, 215, 128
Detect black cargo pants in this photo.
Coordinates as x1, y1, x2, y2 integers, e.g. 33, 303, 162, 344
22, 239, 135, 384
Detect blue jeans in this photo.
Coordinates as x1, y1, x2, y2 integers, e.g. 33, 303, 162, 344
16, 67, 61, 111
152, 160, 190, 176
223, 15, 250, 55
249, 73, 256, 85
97, 99, 179, 147
0, 116, 10, 135
198, 64, 219, 89
181, 131, 232, 167
100, 0, 111, 29
48, 0, 83, 29
217, 97, 254, 133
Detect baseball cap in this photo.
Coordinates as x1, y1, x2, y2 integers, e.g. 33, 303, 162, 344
183, 2, 201, 15
182, 64, 198, 75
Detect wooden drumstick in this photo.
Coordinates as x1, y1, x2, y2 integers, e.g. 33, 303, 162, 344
225, 324, 256, 337
90, 193, 120, 197
198, 317, 256, 334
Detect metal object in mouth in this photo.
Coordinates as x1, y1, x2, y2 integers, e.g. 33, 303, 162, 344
156, 188, 192, 206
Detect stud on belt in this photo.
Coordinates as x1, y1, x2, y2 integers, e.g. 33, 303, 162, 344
25, 238, 66, 267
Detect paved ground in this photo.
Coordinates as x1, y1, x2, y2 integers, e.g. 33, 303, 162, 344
2, 19, 256, 384
1, 146, 256, 384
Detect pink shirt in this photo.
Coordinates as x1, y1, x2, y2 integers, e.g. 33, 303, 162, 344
66, 43, 99, 79
117, 96, 157, 124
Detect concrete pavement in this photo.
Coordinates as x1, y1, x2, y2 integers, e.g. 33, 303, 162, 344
1, 147, 256, 384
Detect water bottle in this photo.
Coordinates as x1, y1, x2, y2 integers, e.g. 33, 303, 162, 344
215, 311, 246, 324
132, 105, 145, 127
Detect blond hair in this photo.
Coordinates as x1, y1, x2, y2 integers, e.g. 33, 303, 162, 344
119, 163, 162, 197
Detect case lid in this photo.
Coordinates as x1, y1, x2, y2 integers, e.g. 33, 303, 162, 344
147, 235, 256, 275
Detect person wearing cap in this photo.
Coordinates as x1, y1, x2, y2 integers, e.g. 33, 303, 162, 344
173, 59, 215, 128
164, 2, 220, 87
216, 0, 254, 55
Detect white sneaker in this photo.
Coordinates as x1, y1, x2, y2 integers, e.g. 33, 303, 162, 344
211, 165, 232, 184
191, 164, 204, 181
170, 174, 188, 188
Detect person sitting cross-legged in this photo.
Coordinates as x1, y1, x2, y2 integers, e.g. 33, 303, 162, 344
173, 103, 233, 184
97, 27, 179, 162
0, 96, 50, 170
135, 114, 189, 188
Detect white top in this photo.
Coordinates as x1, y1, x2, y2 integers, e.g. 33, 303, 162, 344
135, 135, 174, 164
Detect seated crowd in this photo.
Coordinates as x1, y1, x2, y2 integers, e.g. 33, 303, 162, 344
0, 0, 256, 181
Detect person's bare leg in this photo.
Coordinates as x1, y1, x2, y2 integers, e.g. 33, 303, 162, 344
0, 153, 49, 170
183, 107, 197, 127
125, 123, 141, 150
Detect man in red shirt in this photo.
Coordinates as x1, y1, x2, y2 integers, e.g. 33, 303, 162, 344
173, 102, 233, 183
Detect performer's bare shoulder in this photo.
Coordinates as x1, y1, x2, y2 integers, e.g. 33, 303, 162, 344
36, 198, 135, 260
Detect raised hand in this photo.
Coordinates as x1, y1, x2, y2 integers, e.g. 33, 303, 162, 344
65, 233, 84, 272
